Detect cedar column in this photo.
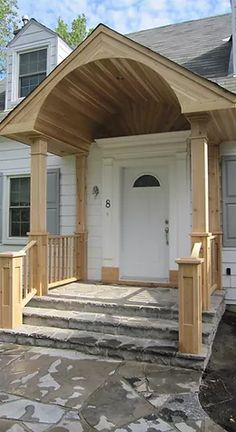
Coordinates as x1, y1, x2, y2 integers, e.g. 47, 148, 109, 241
28, 138, 48, 296
208, 143, 222, 289
75, 154, 88, 281
188, 114, 211, 311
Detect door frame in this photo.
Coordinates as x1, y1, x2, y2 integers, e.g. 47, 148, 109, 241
96, 131, 191, 283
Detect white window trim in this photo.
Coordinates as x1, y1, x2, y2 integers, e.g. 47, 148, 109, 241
2, 172, 30, 246
11, 39, 52, 106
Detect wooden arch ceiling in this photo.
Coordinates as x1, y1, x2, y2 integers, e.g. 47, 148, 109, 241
36, 57, 189, 153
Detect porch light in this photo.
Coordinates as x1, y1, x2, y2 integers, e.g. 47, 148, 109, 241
92, 185, 99, 197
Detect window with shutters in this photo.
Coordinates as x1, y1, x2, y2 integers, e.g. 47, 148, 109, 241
222, 156, 236, 247
9, 176, 30, 237
3, 169, 60, 243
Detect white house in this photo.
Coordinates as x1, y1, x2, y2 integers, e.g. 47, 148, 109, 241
0, 7, 236, 361
0, 13, 236, 301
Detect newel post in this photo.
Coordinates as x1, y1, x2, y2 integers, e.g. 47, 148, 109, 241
28, 138, 48, 296
75, 154, 88, 281
0, 251, 24, 328
176, 257, 203, 354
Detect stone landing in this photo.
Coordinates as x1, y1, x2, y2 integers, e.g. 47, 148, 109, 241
0, 284, 226, 370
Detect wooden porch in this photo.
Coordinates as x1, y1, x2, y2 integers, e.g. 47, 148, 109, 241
0, 24, 235, 357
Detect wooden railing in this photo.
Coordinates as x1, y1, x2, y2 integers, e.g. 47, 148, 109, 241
0, 240, 38, 328
21, 240, 37, 306
176, 242, 204, 354
209, 235, 218, 294
48, 234, 79, 288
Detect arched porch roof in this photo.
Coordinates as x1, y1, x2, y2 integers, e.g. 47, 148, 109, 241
1, 24, 236, 155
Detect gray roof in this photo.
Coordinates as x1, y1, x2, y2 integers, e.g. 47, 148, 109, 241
8, 18, 71, 49
0, 12, 236, 116
128, 13, 236, 92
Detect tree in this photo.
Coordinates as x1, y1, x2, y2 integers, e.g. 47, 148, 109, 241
0, 0, 19, 74
55, 14, 92, 48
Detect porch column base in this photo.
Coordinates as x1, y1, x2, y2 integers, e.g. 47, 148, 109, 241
169, 270, 178, 285
28, 232, 48, 297
102, 267, 119, 284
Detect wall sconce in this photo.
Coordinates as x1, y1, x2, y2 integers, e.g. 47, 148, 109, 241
92, 185, 99, 198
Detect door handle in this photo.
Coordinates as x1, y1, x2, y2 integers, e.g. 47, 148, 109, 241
165, 226, 169, 245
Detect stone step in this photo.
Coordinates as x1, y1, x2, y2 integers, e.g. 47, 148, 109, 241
23, 307, 214, 344
0, 324, 210, 370
28, 295, 179, 320
28, 292, 224, 324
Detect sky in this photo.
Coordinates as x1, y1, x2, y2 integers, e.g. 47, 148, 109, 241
17, 0, 232, 35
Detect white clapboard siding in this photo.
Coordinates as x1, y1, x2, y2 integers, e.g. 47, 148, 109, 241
87, 144, 103, 280
0, 138, 103, 281
58, 37, 72, 63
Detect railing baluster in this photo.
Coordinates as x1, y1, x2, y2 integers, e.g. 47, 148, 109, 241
48, 238, 52, 284
53, 238, 57, 283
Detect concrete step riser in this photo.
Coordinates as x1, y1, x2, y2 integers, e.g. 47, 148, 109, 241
23, 314, 211, 344
0, 331, 206, 370
28, 298, 218, 324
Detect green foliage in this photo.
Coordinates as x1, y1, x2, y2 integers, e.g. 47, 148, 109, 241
55, 14, 92, 48
0, 0, 19, 74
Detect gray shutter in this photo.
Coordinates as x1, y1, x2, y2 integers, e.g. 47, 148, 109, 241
222, 156, 236, 247
47, 169, 60, 235
0, 173, 3, 243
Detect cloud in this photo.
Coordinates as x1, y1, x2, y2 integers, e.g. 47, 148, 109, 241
17, 0, 231, 34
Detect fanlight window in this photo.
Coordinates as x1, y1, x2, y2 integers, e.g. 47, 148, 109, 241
133, 174, 160, 188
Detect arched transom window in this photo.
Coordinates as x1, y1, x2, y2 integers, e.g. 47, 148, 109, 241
133, 174, 160, 188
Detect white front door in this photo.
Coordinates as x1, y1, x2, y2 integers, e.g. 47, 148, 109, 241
121, 166, 169, 280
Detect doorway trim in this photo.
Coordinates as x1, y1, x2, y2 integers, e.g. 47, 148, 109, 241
96, 131, 191, 283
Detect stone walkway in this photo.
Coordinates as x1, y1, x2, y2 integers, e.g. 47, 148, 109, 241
0, 343, 225, 431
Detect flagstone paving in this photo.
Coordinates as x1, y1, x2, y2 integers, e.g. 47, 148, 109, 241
0, 342, 225, 432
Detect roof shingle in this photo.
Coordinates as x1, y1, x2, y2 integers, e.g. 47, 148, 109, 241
128, 13, 236, 91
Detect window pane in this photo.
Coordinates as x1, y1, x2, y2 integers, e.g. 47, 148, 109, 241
19, 49, 47, 75
10, 208, 20, 222
21, 208, 29, 221
19, 72, 46, 97
19, 177, 30, 205
21, 222, 30, 237
133, 175, 160, 188
10, 222, 20, 237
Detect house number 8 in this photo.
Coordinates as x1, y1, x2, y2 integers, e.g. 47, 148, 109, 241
105, 199, 111, 208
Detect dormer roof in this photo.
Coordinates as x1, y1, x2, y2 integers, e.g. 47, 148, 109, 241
8, 18, 71, 49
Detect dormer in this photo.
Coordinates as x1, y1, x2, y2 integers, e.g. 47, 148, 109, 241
5, 18, 72, 111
